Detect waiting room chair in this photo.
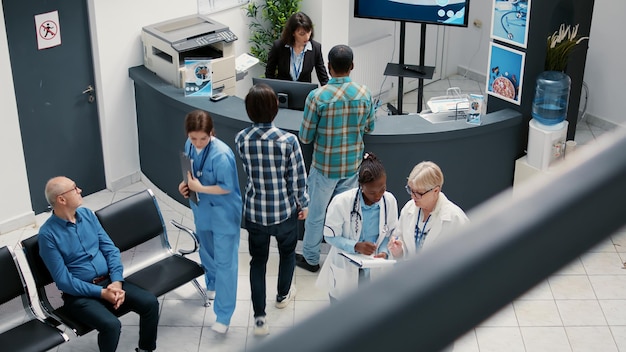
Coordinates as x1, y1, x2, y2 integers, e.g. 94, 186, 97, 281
0, 245, 69, 351
94, 189, 209, 306
20, 188, 209, 338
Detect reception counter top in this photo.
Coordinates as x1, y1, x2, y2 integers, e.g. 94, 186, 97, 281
130, 65, 523, 213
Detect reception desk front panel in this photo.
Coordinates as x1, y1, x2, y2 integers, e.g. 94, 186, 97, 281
130, 65, 523, 214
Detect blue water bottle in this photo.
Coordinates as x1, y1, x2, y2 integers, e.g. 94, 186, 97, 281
531, 71, 571, 125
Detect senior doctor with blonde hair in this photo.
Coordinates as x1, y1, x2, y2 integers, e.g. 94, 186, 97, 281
388, 161, 469, 258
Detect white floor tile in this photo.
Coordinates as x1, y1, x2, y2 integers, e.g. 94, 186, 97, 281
565, 326, 618, 352
556, 300, 607, 326
514, 300, 562, 327
475, 327, 525, 352
520, 326, 572, 352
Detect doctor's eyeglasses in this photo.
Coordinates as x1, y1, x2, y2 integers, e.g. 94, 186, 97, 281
405, 185, 435, 199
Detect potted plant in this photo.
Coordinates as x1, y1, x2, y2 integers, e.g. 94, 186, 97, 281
244, 0, 302, 66
544, 23, 589, 72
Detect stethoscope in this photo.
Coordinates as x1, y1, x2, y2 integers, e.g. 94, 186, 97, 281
187, 139, 211, 178
348, 188, 389, 239
500, 0, 528, 40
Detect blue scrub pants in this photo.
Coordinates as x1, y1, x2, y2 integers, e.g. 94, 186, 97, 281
302, 167, 358, 265
196, 227, 240, 325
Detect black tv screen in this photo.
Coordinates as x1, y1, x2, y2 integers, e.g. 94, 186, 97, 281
354, 0, 470, 27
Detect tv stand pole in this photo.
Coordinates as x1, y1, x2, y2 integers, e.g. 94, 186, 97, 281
384, 22, 435, 115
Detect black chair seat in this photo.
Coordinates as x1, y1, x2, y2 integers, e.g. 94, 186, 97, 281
0, 319, 69, 352
51, 300, 133, 336
125, 255, 204, 297
0, 246, 68, 350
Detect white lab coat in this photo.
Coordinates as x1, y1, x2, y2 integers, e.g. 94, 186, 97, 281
316, 188, 398, 299
393, 192, 469, 259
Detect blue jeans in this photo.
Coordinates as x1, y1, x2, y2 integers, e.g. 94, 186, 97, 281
63, 281, 159, 352
245, 214, 297, 317
302, 167, 358, 265
196, 227, 239, 325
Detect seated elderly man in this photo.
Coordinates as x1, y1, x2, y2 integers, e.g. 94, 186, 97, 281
38, 176, 159, 352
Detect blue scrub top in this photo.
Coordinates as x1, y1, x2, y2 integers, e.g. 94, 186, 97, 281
185, 137, 242, 232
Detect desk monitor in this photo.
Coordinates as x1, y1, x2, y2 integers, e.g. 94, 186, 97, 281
252, 77, 318, 111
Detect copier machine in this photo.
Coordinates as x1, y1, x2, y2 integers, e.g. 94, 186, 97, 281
142, 14, 237, 94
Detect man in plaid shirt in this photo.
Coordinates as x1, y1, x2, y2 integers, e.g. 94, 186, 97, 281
297, 44, 376, 272
235, 83, 309, 335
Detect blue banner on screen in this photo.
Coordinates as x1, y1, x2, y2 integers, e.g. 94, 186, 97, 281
354, 0, 469, 27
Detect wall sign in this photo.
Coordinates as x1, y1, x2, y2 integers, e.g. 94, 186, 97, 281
490, 0, 531, 49
198, 0, 250, 14
34, 11, 62, 50
486, 42, 526, 105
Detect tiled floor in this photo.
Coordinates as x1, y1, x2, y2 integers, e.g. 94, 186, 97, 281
1, 76, 623, 352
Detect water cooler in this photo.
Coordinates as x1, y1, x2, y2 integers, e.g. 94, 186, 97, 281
526, 119, 568, 170
526, 71, 571, 170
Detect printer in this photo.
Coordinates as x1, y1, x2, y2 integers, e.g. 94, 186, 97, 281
142, 14, 237, 93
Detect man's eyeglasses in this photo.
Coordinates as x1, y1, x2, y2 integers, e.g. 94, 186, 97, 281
405, 185, 435, 199
58, 184, 79, 197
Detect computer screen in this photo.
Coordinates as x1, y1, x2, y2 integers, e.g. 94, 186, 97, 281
252, 77, 318, 111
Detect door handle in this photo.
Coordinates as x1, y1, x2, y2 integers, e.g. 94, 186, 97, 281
82, 85, 94, 94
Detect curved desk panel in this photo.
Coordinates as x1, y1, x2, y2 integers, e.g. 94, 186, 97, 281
130, 65, 523, 213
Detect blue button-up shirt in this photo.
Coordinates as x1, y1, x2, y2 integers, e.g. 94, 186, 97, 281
38, 207, 124, 298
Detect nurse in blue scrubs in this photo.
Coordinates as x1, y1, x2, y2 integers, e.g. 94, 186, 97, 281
178, 109, 242, 334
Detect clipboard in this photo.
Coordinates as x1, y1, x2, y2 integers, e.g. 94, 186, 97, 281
179, 152, 199, 204
339, 252, 396, 268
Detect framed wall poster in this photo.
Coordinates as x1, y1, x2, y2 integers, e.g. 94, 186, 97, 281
486, 42, 525, 105
198, 0, 249, 14
490, 0, 531, 48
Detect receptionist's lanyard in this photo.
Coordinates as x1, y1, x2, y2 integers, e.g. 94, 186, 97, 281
188, 139, 211, 178
290, 46, 305, 81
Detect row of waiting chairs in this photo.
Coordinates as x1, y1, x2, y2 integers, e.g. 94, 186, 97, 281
0, 189, 209, 352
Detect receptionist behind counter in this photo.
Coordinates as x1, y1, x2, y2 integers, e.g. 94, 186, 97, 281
265, 12, 329, 85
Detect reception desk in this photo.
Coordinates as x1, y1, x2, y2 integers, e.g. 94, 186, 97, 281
130, 65, 523, 214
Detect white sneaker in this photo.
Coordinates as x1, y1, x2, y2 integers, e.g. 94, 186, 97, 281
275, 287, 296, 309
206, 290, 216, 300
253, 316, 269, 336
211, 322, 229, 334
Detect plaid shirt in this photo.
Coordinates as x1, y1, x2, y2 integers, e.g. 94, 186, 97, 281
235, 123, 309, 226
300, 76, 375, 179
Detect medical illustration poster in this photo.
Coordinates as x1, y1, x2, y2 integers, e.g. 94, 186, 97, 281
490, 0, 531, 48
486, 42, 525, 105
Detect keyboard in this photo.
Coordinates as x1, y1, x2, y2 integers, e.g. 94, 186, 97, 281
172, 30, 238, 51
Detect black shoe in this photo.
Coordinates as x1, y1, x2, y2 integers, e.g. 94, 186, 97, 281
295, 253, 320, 272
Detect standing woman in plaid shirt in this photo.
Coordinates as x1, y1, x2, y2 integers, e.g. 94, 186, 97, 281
235, 83, 309, 336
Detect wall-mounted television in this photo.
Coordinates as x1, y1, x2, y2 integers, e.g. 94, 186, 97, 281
354, 0, 470, 27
